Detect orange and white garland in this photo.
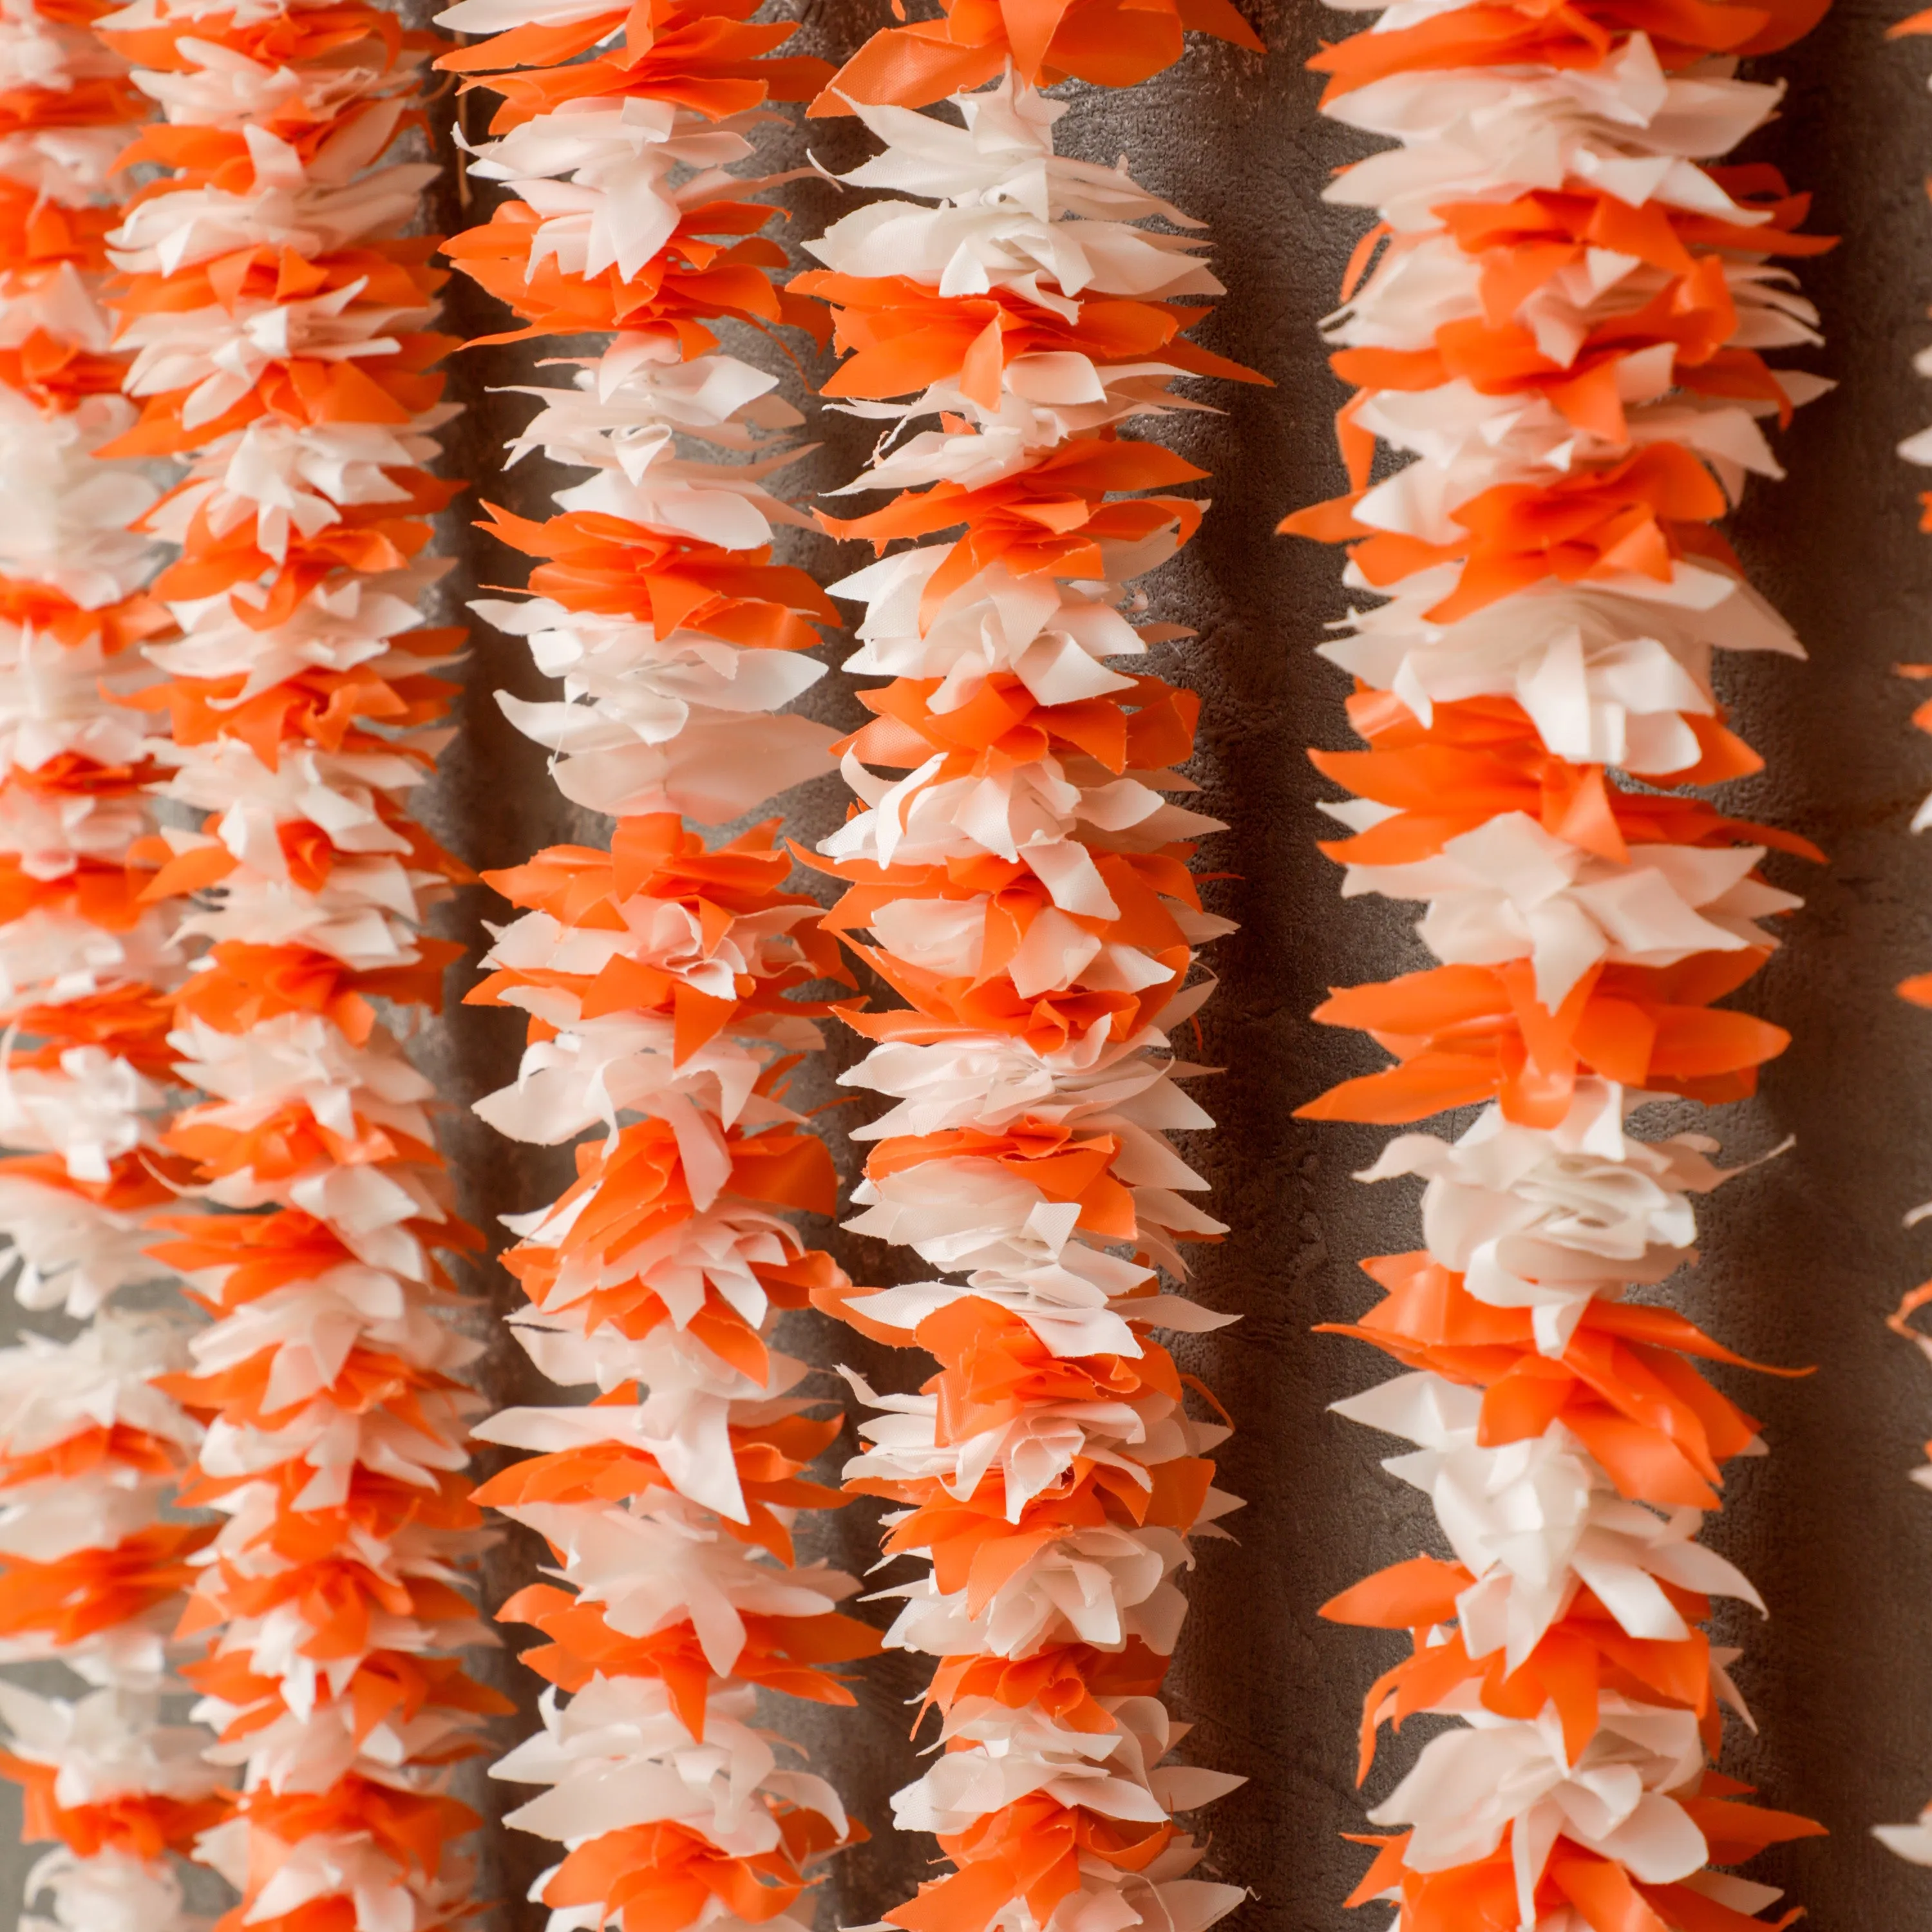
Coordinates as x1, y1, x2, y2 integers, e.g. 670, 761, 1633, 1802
53, 0, 507, 1927
793, 6, 1258, 1929
0, 6, 238, 1931
1285, 0, 1835, 1927
0, 2, 225, 1927
431, 1, 880, 1926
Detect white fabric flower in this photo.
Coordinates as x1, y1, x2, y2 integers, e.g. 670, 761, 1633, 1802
1334, 1372, 1761, 1667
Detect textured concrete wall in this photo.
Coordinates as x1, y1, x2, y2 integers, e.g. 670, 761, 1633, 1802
3, 3, 1929, 1929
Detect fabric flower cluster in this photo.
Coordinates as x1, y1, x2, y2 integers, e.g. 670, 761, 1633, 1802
435, 0, 880, 1926
53, 0, 511, 1925
793, 5, 1260, 1927
0, 6, 220, 1931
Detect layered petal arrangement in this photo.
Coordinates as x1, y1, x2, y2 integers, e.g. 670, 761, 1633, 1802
1878, 1, 1932, 1873
794, 12, 1258, 1929
802, 0, 1258, 114
1285, 1, 1834, 1926
433, 1, 878, 1925
0, 5, 225, 1929
75, 0, 507, 1926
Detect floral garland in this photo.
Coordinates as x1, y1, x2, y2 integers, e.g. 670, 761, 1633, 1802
431, 1, 882, 1925
70, 0, 506, 1927
0, 3, 225, 1928
1283, 1, 1836, 1926
792, 8, 1260, 1930
1880, 0, 1932, 1873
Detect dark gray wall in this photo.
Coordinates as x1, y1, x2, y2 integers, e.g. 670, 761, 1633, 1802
3, 3, 1928, 1929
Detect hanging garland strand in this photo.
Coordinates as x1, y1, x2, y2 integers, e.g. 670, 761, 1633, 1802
0, 4, 225, 1927
793, 8, 1260, 1931
430, 1, 882, 1924
1283, 2, 1834, 1927
82, 1, 508, 1927
1879, 0, 1932, 1875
